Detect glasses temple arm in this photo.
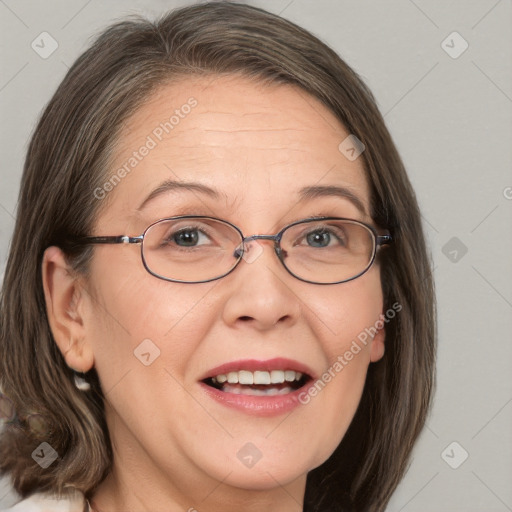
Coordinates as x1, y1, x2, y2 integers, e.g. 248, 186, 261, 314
376, 232, 393, 246
67, 235, 143, 245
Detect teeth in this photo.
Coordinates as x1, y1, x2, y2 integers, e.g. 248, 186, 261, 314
285, 370, 296, 382
212, 370, 304, 385
254, 371, 271, 385
238, 370, 253, 385
222, 383, 294, 396
270, 370, 285, 384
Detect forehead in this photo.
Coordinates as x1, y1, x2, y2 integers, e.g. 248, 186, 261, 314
102, 74, 371, 228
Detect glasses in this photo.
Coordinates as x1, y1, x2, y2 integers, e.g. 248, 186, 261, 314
69, 216, 392, 285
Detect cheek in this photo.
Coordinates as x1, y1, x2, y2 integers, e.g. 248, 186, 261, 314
305, 267, 384, 356
85, 255, 219, 388
84, 268, 223, 454
293, 269, 383, 464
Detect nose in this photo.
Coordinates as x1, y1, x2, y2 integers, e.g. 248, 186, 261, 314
221, 239, 300, 332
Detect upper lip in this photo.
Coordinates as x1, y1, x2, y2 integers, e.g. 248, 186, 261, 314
200, 357, 316, 381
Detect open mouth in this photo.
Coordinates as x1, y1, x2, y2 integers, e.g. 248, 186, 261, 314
203, 369, 311, 396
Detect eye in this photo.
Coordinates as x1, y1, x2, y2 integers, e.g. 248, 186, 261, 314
306, 230, 332, 248
169, 227, 211, 247
301, 227, 346, 248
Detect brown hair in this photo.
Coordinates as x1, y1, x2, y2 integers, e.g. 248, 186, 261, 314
0, 2, 436, 510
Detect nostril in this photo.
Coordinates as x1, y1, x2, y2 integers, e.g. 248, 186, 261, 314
237, 315, 291, 325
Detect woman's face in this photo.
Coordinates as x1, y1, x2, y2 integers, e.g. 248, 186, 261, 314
69, 75, 385, 495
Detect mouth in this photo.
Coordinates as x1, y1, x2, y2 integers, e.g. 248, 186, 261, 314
203, 369, 310, 396
199, 358, 315, 416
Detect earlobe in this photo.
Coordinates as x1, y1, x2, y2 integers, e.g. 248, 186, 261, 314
370, 324, 385, 363
42, 246, 94, 373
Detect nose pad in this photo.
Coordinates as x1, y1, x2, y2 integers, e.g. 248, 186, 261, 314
234, 239, 265, 264
274, 244, 288, 260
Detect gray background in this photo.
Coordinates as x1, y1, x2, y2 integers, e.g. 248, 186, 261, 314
1, 0, 511, 510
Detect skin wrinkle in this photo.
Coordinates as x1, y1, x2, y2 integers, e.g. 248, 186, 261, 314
201, 128, 310, 133
196, 110, 283, 117
166, 144, 311, 153
45, 74, 385, 512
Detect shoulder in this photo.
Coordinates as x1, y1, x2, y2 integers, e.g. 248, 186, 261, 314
1, 491, 86, 512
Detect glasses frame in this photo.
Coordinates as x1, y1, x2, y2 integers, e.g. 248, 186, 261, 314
68, 215, 393, 285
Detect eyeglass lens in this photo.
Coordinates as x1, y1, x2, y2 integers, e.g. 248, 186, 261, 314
141, 217, 376, 284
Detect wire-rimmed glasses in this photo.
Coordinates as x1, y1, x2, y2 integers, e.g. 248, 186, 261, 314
68, 215, 392, 284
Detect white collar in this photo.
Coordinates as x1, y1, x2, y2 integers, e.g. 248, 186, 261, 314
1, 491, 86, 512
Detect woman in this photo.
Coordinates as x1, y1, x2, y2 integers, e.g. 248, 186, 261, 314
0, 2, 436, 511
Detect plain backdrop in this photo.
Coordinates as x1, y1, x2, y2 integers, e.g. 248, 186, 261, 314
1, 1, 511, 510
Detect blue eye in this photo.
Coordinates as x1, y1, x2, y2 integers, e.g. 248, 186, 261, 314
301, 227, 347, 248
306, 230, 332, 247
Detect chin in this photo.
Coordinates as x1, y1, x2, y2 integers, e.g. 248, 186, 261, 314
218, 463, 309, 491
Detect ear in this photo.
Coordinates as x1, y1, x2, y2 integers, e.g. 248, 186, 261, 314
42, 246, 94, 373
369, 320, 385, 363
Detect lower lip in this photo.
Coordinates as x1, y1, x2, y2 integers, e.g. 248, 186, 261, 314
199, 382, 309, 417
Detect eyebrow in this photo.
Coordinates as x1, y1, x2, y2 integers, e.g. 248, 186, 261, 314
138, 180, 367, 216
298, 185, 368, 216
138, 179, 220, 210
